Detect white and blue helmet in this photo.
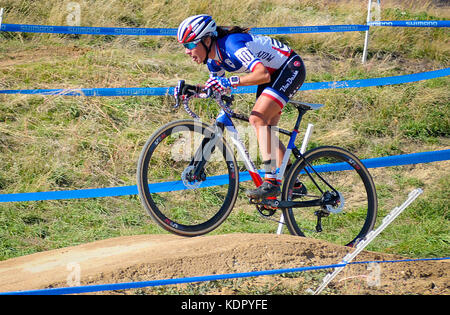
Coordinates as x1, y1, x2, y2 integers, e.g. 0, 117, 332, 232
177, 14, 217, 44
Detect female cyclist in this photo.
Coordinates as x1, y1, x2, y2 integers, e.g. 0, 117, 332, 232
175, 14, 306, 199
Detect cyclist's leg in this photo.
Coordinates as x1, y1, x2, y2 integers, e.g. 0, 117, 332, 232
249, 95, 284, 170
271, 54, 306, 194
254, 52, 306, 170
267, 109, 286, 168
247, 53, 306, 199
247, 96, 284, 198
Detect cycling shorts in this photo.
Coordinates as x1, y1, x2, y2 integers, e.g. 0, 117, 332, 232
256, 52, 306, 110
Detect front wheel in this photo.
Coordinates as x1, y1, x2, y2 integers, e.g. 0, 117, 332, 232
282, 146, 377, 246
137, 120, 239, 236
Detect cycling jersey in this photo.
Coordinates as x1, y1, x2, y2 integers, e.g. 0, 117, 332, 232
207, 33, 305, 109
207, 33, 292, 76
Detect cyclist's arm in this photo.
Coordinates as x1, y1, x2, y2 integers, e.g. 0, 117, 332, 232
227, 40, 271, 87
235, 63, 270, 86
207, 60, 226, 77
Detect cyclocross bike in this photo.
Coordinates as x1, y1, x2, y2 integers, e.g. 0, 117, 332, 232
137, 80, 378, 246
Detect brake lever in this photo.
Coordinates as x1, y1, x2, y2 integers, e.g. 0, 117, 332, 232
173, 80, 186, 109
205, 87, 213, 98
174, 98, 180, 109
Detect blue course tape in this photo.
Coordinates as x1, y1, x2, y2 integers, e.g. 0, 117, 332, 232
1, 68, 449, 96
234, 67, 449, 93
0, 23, 368, 36
0, 263, 348, 295
368, 20, 450, 27
251, 24, 368, 34
0, 87, 173, 97
1, 21, 447, 38
296, 67, 450, 91
2, 257, 449, 295
0, 24, 177, 36
350, 256, 450, 265
2, 21, 447, 38
0, 149, 448, 203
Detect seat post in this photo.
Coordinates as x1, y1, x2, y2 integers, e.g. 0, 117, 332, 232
293, 107, 308, 131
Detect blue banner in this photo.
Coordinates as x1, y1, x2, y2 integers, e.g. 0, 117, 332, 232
0, 23, 368, 36
0, 87, 173, 97
1, 256, 449, 295
1, 68, 448, 96
251, 24, 368, 34
3, 262, 347, 295
1, 21, 446, 38
368, 20, 450, 27
0, 149, 448, 203
0, 23, 176, 36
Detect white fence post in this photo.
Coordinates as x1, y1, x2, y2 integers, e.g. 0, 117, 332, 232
362, 0, 381, 63
276, 123, 314, 234
0, 8, 4, 30
362, 0, 373, 64
313, 188, 423, 295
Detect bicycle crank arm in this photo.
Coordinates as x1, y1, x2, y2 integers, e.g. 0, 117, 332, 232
250, 198, 325, 209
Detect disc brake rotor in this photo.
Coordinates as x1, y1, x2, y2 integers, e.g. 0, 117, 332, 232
325, 192, 345, 214
181, 165, 202, 189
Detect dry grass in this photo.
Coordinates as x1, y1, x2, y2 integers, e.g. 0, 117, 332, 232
0, 0, 448, 262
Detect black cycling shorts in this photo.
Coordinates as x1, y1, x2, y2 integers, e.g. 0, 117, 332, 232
256, 52, 306, 109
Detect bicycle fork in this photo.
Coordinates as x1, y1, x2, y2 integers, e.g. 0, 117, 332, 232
184, 125, 222, 184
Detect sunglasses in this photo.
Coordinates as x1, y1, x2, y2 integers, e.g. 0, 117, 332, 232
183, 41, 200, 50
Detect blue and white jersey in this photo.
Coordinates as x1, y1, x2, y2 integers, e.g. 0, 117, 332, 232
207, 33, 292, 76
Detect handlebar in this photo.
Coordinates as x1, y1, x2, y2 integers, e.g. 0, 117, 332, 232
174, 80, 234, 119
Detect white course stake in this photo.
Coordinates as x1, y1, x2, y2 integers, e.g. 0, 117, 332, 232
313, 188, 423, 295
276, 123, 314, 234
0, 8, 4, 30
362, 0, 381, 63
362, 0, 373, 64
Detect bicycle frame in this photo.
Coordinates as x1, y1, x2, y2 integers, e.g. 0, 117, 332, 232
179, 87, 341, 210
213, 104, 306, 189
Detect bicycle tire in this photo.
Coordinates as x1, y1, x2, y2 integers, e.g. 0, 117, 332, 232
137, 120, 239, 236
282, 146, 377, 246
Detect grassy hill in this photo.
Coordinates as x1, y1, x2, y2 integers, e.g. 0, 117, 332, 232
0, 0, 448, 263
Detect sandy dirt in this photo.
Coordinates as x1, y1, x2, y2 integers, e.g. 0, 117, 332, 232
0, 233, 448, 295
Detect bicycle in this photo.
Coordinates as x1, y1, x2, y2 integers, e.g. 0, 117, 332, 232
136, 80, 378, 246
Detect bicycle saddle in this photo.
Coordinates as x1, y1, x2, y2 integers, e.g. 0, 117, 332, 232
288, 100, 324, 111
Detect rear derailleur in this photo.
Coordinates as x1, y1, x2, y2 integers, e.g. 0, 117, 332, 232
314, 209, 329, 232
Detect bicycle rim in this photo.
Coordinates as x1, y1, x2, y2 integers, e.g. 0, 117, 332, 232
137, 120, 239, 236
282, 146, 377, 246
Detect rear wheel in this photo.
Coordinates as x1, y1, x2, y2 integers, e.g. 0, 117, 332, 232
282, 146, 377, 246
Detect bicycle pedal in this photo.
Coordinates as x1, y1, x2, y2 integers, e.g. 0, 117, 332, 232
256, 204, 277, 217
248, 197, 262, 205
